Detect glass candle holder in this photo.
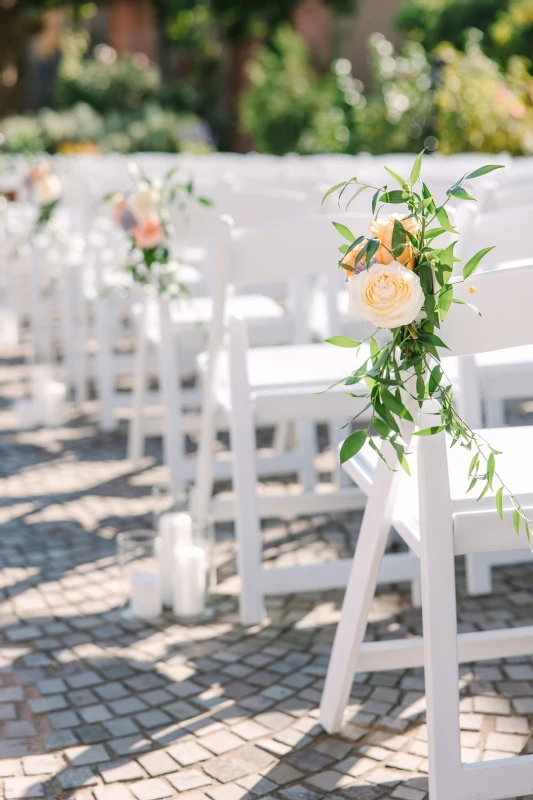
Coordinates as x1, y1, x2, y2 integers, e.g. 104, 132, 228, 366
117, 530, 162, 620
172, 515, 214, 624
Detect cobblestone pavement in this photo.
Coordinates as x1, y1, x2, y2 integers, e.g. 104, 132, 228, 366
2, 352, 533, 800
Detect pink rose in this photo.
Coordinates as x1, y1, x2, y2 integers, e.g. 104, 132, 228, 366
28, 162, 51, 183
133, 214, 165, 249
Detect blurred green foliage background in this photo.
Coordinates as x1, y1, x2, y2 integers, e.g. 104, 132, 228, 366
1, 0, 532, 156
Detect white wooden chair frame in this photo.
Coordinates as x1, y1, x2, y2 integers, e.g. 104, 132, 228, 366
320, 263, 533, 800
193, 213, 421, 624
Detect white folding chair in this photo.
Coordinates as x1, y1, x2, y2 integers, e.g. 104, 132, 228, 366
127, 186, 316, 487
194, 212, 420, 624
320, 262, 533, 800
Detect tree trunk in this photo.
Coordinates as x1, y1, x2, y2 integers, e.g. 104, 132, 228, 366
292, 0, 333, 73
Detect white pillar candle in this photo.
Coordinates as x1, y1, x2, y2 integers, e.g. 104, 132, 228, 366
158, 512, 193, 607
173, 544, 207, 620
31, 365, 54, 405
130, 571, 162, 620
41, 381, 67, 427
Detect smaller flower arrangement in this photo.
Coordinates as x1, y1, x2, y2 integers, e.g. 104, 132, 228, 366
107, 164, 211, 297
27, 160, 62, 230
326, 151, 532, 539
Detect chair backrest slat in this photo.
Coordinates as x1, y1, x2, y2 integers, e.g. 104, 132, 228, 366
230, 213, 372, 287
458, 204, 533, 269
440, 263, 533, 356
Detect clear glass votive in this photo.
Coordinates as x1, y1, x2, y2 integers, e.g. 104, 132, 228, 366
117, 529, 162, 620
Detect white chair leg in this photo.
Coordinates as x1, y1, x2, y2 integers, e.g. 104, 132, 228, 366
319, 448, 406, 733
418, 432, 463, 798
95, 294, 115, 432
158, 300, 185, 499
485, 396, 506, 428
228, 316, 265, 625
465, 552, 493, 596
128, 301, 148, 466
297, 420, 317, 491
329, 418, 351, 489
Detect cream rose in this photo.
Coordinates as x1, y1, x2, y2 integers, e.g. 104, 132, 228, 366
348, 260, 424, 329
128, 184, 160, 221
33, 174, 62, 206
369, 213, 417, 270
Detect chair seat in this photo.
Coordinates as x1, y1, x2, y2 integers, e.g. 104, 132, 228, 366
199, 341, 371, 423
343, 425, 533, 557
169, 294, 284, 326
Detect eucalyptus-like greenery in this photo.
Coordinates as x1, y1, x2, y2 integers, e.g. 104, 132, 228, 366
325, 151, 532, 539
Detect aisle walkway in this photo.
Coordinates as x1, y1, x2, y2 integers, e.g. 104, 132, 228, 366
1, 350, 533, 800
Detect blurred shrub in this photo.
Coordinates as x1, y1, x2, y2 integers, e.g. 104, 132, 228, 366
357, 33, 434, 153
240, 25, 363, 154
436, 39, 533, 154
397, 0, 533, 67
0, 115, 44, 154
0, 102, 214, 155
54, 32, 161, 113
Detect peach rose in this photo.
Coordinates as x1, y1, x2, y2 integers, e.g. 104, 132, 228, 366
133, 214, 165, 249
28, 162, 51, 183
369, 214, 417, 270
341, 238, 368, 274
348, 260, 424, 328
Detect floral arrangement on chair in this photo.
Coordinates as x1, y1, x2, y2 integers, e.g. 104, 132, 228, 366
326, 152, 531, 537
108, 164, 211, 297
27, 161, 62, 231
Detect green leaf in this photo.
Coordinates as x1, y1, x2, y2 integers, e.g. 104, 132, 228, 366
332, 222, 355, 242
424, 226, 446, 241
373, 418, 390, 438
322, 182, 345, 204
372, 185, 385, 215
380, 190, 405, 204
526, 521, 531, 542
410, 150, 424, 186
487, 453, 496, 488
340, 430, 368, 464
326, 336, 361, 348
447, 185, 476, 202
413, 425, 446, 436
468, 453, 480, 477
199, 196, 213, 206
346, 184, 370, 208
392, 218, 407, 251
380, 388, 414, 422
369, 336, 380, 363
365, 237, 380, 265
435, 205, 457, 233
463, 246, 495, 280
438, 285, 453, 320
428, 365, 443, 394
465, 164, 505, 180
477, 482, 490, 501
495, 486, 504, 520
385, 166, 407, 188
338, 244, 349, 254
513, 508, 521, 534
416, 331, 450, 350
424, 295, 439, 327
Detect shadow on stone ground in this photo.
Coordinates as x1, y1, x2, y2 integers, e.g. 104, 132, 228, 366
2, 350, 533, 799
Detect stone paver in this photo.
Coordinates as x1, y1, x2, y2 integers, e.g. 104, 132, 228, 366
2, 353, 533, 800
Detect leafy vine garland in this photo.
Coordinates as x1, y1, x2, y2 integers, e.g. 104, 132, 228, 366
326, 152, 531, 540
